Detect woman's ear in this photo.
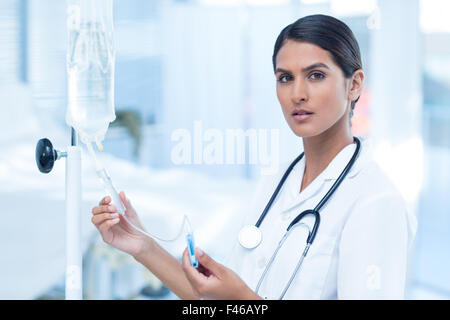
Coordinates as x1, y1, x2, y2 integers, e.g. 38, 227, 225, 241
348, 69, 364, 102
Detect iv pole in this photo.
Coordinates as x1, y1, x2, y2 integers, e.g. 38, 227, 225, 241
35, 129, 83, 300
35, 0, 85, 300
36, 0, 114, 300
65, 128, 83, 300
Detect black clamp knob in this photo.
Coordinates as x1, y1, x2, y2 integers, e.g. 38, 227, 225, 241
35, 138, 67, 174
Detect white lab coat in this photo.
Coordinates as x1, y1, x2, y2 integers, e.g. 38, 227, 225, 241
225, 137, 417, 299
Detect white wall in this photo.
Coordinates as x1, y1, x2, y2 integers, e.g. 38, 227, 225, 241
159, 2, 334, 179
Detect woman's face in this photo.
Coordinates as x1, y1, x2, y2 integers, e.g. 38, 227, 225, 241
275, 40, 358, 138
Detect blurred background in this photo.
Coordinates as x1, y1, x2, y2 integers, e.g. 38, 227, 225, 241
0, 0, 449, 299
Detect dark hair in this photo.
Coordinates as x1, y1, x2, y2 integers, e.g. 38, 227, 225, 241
272, 14, 362, 120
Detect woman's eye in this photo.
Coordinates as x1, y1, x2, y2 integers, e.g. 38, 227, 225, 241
309, 72, 325, 80
278, 75, 291, 83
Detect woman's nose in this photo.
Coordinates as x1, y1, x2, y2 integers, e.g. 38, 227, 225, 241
291, 79, 308, 104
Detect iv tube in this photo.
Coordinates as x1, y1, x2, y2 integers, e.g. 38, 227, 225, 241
86, 142, 193, 242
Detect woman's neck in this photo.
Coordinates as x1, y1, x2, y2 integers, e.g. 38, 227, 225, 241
300, 122, 353, 193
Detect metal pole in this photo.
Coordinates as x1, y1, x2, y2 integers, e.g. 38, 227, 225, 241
65, 128, 82, 299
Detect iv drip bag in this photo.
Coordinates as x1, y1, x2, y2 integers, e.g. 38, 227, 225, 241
66, 0, 115, 149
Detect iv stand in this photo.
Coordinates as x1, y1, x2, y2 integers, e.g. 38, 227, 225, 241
35, 128, 83, 300
35, 0, 116, 300
65, 128, 82, 300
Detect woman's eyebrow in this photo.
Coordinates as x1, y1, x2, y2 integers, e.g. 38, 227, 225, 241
275, 63, 330, 74
302, 62, 329, 73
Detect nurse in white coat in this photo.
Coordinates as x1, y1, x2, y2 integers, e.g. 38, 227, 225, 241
91, 14, 417, 300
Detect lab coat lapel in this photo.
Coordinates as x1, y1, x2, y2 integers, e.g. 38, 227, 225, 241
280, 157, 328, 214
280, 139, 365, 214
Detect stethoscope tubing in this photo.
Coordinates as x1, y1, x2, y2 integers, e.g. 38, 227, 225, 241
252, 137, 361, 299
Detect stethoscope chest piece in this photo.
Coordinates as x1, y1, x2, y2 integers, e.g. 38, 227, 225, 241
238, 225, 262, 249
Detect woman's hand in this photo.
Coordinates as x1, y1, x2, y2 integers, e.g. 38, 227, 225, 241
91, 191, 152, 257
181, 247, 262, 300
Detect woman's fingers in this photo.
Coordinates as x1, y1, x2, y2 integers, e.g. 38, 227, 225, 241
92, 204, 116, 215
91, 195, 120, 230
92, 194, 133, 236
119, 191, 133, 211
182, 248, 208, 281
91, 212, 120, 226
99, 196, 111, 206
98, 217, 121, 234
119, 191, 126, 205
118, 191, 139, 220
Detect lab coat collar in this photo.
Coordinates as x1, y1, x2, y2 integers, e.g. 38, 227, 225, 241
280, 136, 370, 214
320, 136, 369, 181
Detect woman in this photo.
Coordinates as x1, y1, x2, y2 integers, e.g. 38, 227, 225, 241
91, 14, 416, 300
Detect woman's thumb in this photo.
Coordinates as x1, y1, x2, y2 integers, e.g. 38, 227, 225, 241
195, 248, 223, 276
119, 191, 131, 209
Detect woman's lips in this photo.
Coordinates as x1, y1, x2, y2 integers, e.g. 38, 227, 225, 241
292, 113, 313, 121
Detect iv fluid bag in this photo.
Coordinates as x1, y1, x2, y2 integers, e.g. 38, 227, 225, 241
66, 0, 115, 147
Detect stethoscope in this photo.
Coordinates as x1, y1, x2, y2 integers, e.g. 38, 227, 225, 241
238, 136, 361, 299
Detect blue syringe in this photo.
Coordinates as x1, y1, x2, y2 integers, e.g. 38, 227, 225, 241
186, 218, 198, 268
